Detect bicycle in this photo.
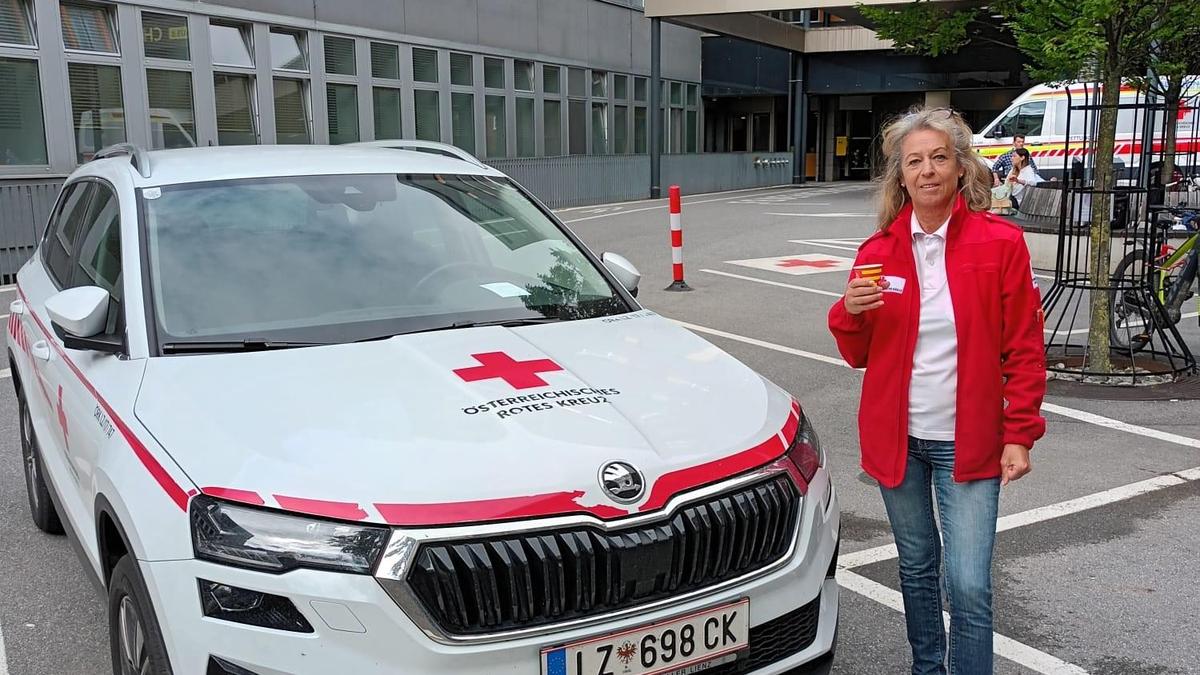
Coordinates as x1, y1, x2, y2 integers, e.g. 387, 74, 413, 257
1109, 195, 1200, 352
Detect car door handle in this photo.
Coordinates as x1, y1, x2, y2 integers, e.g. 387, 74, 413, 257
9, 299, 24, 315
31, 340, 51, 362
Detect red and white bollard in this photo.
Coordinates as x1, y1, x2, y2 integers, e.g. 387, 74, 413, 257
665, 184, 691, 291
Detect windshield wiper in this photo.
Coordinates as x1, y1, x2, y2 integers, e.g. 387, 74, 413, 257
355, 317, 564, 342
161, 338, 329, 354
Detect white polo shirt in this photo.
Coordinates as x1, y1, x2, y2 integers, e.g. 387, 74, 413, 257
908, 212, 957, 441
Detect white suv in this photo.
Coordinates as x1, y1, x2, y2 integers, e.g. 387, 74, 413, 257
9, 142, 839, 675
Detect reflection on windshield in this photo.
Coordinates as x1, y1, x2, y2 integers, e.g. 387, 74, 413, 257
143, 173, 628, 345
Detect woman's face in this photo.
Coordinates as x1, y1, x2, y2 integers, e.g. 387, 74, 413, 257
900, 128, 963, 212
1014, 153, 1028, 169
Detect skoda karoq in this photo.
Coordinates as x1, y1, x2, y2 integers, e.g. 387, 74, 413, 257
9, 142, 839, 675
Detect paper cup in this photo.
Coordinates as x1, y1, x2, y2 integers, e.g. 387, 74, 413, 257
852, 264, 884, 283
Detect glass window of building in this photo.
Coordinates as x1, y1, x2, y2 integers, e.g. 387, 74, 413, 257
567, 68, 585, 98
210, 22, 253, 67
484, 57, 504, 89
633, 106, 647, 153
370, 42, 398, 79
634, 77, 647, 102
686, 109, 697, 152
613, 104, 628, 154
273, 77, 310, 144
687, 83, 698, 107
484, 94, 505, 158
213, 72, 256, 145
542, 65, 560, 95
591, 102, 607, 154
413, 89, 439, 141
515, 97, 534, 157
451, 92, 474, 154
568, 99, 585, 155
326, 83, 359, 144
543, 99, 561, 156
0, 57, 47, 165
449, 52, 472, 86
514, 60, 533, 92
591, 71, 607, 99
670, 81, 682, 106
145, 69, 196, 149
373, 87, 401, 139
0, 0, 35, 47
142, 12, 189, 60
269, 29, 306, 71
324, 36, 355, 76
68, 62, 125, 162
60, 2, 118, 53
613, 74, 628, 101
412, 47, 438, 83
670, 107, 683, 152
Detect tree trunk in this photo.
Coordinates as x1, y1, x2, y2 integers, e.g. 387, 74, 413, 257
1087, 59, 1122, 373
1160, 76, 1183, 185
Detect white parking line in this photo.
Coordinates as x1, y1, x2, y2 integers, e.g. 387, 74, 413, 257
0, 369, 9, 380
838, 572, 1089, 674
553, 185, 791, 213
671, 318, 1200, 675
840, 466, 1200, 569
0, 285, 13, 292
559, 187, 794, 223
765, 212, 873, 218
788, 239, 861, 252
698, 269, 843, 298
0, 622, 7, 675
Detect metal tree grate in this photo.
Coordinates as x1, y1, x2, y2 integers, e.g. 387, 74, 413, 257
1040, 82, 1198, 382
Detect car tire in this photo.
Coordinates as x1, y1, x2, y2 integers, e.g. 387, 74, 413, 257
18, 388, 64, 534
108, 555, 174, 675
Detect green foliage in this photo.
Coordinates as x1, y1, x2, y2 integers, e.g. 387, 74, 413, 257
858, 2, 979, 57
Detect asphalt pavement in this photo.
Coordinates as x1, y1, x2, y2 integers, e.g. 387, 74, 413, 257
2, 184, 1199, 674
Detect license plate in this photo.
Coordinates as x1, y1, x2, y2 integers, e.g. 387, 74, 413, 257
541, 600, 749, 675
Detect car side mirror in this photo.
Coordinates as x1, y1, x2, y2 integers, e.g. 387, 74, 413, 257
45, 286, 122, 353
602, 252, 641, 298
989, 125, 1005, 139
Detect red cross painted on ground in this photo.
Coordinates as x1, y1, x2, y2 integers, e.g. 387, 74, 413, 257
776, 258, 840, 269
453, 352, 564, 389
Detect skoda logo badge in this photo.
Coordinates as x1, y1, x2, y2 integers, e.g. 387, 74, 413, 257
600, 461, 645, 504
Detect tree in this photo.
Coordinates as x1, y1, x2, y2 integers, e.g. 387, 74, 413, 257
1129, 5, 1200, 185
862, 0, 1185, 373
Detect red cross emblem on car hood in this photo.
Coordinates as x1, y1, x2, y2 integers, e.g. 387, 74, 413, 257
453, 352, 564, 389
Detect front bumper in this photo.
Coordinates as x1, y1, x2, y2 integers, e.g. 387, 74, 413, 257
143, 468, 839, 675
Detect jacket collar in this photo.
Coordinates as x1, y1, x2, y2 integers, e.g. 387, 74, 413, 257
886, 193, 969, 245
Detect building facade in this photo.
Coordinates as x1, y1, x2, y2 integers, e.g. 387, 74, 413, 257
0, 0, 705, 179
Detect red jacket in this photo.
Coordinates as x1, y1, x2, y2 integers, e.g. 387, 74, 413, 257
828, 196, 1046, 488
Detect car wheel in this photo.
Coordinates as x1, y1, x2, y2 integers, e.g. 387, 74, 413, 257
108, 555, 173, 675
18, 389, 64, 534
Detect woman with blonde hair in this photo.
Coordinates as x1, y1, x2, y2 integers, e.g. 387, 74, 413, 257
827, 107, 1046, 674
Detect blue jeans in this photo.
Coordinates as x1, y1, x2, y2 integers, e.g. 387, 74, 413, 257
879, 437, 1000, 675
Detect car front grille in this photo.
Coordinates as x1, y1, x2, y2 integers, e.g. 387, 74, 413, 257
404, 474, 800, 635
707, 596, 822, 674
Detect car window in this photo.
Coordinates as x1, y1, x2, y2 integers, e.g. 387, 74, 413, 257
993, 101, 1046, 138
43, 182, 95, 287
74, 184, 123, 300
141, 173, 629, 344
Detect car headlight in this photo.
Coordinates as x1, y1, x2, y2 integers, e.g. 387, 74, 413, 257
786, 410, 825, 482
190, 496, 389, 574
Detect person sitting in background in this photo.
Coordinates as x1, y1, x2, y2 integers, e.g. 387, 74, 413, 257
1007, 147, 1045, 210
992, 135, 1037, 186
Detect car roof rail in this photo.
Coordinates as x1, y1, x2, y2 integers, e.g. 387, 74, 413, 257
94, 143, 152, 179
353, 140, 490, 169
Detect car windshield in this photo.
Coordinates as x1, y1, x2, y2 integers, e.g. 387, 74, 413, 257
141, 173, 629, 346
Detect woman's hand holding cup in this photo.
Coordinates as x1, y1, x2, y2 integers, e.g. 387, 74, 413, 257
844, 264, 888, 315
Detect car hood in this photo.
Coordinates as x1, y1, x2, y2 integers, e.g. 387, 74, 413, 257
135, 311, 798, 526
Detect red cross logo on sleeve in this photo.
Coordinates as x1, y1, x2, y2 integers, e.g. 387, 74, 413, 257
453, 352, 564, 389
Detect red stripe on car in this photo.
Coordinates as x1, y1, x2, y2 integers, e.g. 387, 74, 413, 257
18, 286, 192, 511
274, 495, 369, 521
376, 491, 628, 527
202, 487, 266, 506
637, 431, 787, 513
